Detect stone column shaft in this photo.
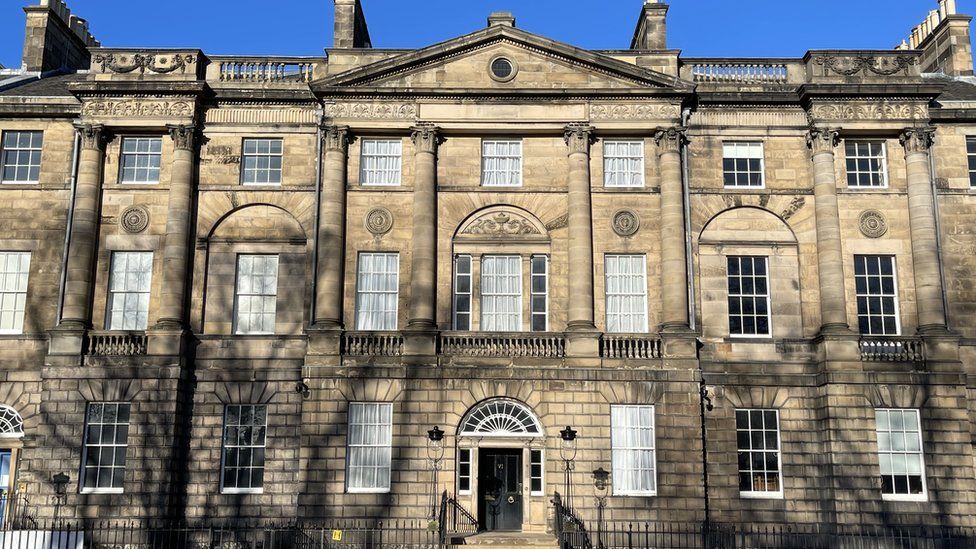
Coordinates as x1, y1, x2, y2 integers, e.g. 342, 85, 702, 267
901, 128, 948, 332
807, 128, 850, 333
655, 127, 689, 331
61, 124, 106, 328
315, 126, 351, 330
565, 124, 596, 331
156, 125, 196, 329
407, 124, 441, 330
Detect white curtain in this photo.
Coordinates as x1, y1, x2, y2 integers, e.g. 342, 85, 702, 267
356, 253, 400, 331
604, 141, 644, 187
361, 139, 402, 186
347, 403, 393, 491
611, 405, 656, 494
234, 255, 279, 335
106, 252, 153, 331
482, 141, 522, 186
605, 255, 648, 333
481, 255, 522, 331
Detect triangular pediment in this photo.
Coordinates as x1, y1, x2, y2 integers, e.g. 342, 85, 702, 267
317, 25, 693, 93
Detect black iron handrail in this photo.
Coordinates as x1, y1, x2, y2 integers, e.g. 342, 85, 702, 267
553, 492, 593, 549
438, 491, 479, 544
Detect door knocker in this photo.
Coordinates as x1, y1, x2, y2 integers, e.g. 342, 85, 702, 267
507, 496, 516, 504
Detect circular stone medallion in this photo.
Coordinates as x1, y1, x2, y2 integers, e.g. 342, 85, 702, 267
612, 209, 641, 237
120, 205, 150, 234
365, 208, 394, 235
858, 210, 888, 238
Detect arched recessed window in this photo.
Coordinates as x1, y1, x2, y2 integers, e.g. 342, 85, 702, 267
460, 399, 542, 437
0, 405, 24, 438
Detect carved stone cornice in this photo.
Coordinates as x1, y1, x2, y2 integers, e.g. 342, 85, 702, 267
900, 127, 936, 155
322, 125, 352, 153
411, 123, 443, 154
806, 127, 840, 156
74, 124, 106, 152
167, 124, 196, 151
564, 123, 596, 156
653, 126, 687, 154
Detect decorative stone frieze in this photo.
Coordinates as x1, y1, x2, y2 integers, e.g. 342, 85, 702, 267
463, 212, 541, 236
81, 98, 195, 119
806, 127, 840, 155
75, 124, 106, 151
168, 125, 196, 151
365, 208, 394, 236
589, 103, 681, 120
810, 53, 919, 77
810, 101, 929, 121
325, 102, 417, 120
564, 124, 595, 155
120, 206, 150, 234
410, 123, 443, 154
322, 125, 352, 152
612, 209, 640, 237
858, 210, 889, 238
654, 126, 687, 154
93, 52, 197, 75
780, 197, 807, 222
900, 127, 936, 154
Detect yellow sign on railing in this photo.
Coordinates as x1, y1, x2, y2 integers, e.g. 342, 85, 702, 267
331, 530, 343, 542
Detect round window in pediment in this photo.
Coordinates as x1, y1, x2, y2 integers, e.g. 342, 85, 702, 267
489, 56, 518, 82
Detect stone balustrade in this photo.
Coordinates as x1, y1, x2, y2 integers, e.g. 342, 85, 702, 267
689, 62, 791, 84
860, 337, 925, 363
343, 332, 404, 357
85, 331, 148, 356
210, 57, 320, 85
440, 332, 566, 358
600, 334, 663, 359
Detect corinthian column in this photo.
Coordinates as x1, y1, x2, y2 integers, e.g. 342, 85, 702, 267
807, 127, 850, 334
655, 127, 689, 331
900, 127, 948, 333
565, 124, 597, 332
155, 125, 196, 329
61, 124, 106, 328
407, 123, 441, 331
315, 125, 351, 330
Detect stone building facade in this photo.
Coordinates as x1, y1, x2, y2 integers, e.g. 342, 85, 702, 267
0, 0, 975, 534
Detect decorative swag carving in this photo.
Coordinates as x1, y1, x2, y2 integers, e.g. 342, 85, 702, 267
812, 54, 918, 77
94, 53, 197, 75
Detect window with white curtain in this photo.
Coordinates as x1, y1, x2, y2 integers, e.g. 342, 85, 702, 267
360, 139, 402, 186
221, 405, 267, 494
481, 255, 522, 331
604, 140, 645, 187
605, 255, 648, 333
347, 402, 393, 493
482, 140, 522, 187
234, 255, 279, 335
107, 252, 153, 331
0, 252, 30, 334
876, 409, 926, 500
241, 138, 283, 185
611, 405, 656, 496
356, 253, 400, 331
1, 130, 43, 184
120, 137, 162, 184
453, 255, 472, 331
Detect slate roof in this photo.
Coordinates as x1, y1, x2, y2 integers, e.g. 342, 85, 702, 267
0, 73, 85, 97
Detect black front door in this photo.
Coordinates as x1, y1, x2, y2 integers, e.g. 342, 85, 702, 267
478, 449, 523, 532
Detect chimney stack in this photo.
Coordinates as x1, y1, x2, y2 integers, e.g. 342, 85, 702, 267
903, 0, 973, 76
333, 0, 372, 49
21, 0, 99, 73
630, 0, 669, 50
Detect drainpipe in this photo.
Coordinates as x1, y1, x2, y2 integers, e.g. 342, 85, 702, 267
928, 142, 950, 328
56, 129, 82, 322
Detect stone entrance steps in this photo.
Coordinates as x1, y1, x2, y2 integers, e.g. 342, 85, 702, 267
459, 531, 559, 549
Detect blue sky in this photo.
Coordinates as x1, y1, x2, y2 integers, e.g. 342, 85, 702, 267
1, 1, 974, 69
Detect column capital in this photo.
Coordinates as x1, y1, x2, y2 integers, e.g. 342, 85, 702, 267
564, 123, 596, 155
322, 125, 352, 152
74, 124, 106, 151
806, 126, 840, 156
167, 124, 196, 151
900, 126, 936, 155
410, 122, 443, 154
653, 126, 687, 154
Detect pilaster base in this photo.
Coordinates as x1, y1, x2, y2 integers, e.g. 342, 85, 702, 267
147, 328, 189, 357
919, 328, 961, 363
403, 329, 438, 360
814, 328, 862, 368
660, 329, 699, 360
565, 329, 600, 358
306, 327, 343, 357
47, 325, 86, 356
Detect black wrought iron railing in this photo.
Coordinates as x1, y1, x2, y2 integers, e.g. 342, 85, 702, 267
439, 491, 479, 543
553, 492, 593, 549
0, 492, 36, 531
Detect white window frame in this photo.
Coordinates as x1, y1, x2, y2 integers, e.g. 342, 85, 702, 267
967, 136, 976, 188
481, 139, 523, 187
854, 255, 901, 336
480, 255, 523, 332
119, 137, 162, 184
530, 255, 549, 332
346, 402, 394, 494
722, 141, 765, 188
106, 251, 153, 331
604, 254, 649, 334
355, 252, 400, 331
220, 404, 268, 495
241, 138, 283, 186
0, 252, 30, 335
735, 409, 784, 499
0, 130, 43, 184
845, 141, 889, 189
603, 140, 645, 188
875, 408, 927, 502
80, 402, 130, 494
360, 139, 403, 186
233, 254, 279, 336
530, 448, 544, 496
453, 255, 473, 331
610, 405, 657, 496
457, 448, 472, 495
727, 255, 772, 338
